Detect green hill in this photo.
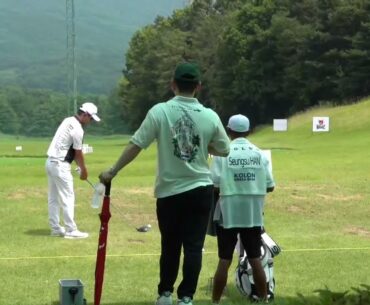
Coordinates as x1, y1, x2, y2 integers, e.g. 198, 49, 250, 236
249, 98, 370, 191
253, 98, 370, 148
0, 0, 185, 94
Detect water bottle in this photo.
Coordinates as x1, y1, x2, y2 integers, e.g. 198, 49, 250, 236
91, 183, 105, 208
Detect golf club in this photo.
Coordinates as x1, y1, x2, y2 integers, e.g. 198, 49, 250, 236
85, 178, 96, 190
75, 167, 105, 208
75, 168, 151, 231
75, 167, 97, 190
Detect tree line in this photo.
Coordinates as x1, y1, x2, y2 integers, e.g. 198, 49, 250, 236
120, 0, 370, 129
0, 86, 126, 137
1, 0, 370, 136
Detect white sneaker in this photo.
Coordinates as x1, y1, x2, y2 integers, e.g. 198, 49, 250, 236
155, 291, 172, 305
51, 227, 66, 237
64, 230, 89, 239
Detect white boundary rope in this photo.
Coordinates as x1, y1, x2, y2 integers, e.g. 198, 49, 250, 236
281, 247, 370, 252
0, 247, 369, 261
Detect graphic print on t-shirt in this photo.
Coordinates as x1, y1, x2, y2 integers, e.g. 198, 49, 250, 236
171, 108, 200, 162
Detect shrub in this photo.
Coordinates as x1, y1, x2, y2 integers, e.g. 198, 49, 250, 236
297, 285, 370, 305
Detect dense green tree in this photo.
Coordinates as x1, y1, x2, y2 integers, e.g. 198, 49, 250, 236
26, 100, 54, 137
331, 2, 370, 99
0, 94, 20, 134
103, 87, 129, 134
206, 0, 370, 124
120, 0, 232, 129
0, 86, 117, 136
121, 19, 190, 129
211, 1, 283, 124
346, 19, 370, 98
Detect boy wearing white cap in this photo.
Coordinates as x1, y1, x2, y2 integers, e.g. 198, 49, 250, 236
210, 114, 275, 304
46, 102, 100, 239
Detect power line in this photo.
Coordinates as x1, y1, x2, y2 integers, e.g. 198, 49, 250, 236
66, 0, 77, 115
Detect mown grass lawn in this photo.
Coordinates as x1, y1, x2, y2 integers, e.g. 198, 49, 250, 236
0, 100, 369, 305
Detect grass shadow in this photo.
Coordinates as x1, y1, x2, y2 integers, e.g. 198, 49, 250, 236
0, 154, 45, 158
24, 228, 50, 236
269, 147, 296, 151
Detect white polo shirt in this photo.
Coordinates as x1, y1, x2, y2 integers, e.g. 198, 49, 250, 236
47, 116, 84, 161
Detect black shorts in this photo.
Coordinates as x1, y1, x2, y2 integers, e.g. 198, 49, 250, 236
216, 225, 262, 260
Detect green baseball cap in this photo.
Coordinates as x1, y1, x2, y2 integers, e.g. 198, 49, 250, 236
174, 62, 201, 82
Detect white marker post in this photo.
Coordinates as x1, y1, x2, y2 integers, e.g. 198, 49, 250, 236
273, 119, 288, 132
312, 117, 330, 132
82, 144, 93, 154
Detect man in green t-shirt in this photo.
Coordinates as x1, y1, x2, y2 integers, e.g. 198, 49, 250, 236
210, 114, 275, 304
99, 62, 230, 305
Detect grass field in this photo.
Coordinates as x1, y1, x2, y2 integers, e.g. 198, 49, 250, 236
0, 100, 369, 305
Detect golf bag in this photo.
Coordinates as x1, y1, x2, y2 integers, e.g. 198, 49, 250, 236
235, 231, 281, 301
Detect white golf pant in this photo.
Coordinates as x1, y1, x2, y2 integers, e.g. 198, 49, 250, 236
46, 158, 77, 232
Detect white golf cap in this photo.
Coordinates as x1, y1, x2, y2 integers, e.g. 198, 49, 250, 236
79, 102, 100, 122
227, 114, 250, 132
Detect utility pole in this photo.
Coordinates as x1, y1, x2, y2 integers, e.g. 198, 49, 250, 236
66, 0, 77, 115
